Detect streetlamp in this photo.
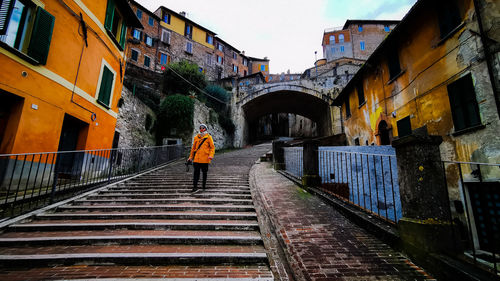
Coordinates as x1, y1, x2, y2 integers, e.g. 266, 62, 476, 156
314, 51, 318, 77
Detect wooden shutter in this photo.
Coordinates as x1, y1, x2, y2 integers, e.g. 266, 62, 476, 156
0, 0, 14, 35
27, 7, 55, 65
98, 66, 114, 107
119, 24, 126, 49
104, 0, 115, 31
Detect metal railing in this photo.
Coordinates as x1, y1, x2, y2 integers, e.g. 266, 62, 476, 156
284, 147, 303, 178
282, 146, 401, 224
0, 144, 184, 218
442, 160, 500, 276
318, 148, 401, 224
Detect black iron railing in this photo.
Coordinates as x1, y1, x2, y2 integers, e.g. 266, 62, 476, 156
442, 160, 500, 276
0, 144, 184, 218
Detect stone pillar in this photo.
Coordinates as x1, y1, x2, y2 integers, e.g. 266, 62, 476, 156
392, 127, 459, 254
272, 141, 286, 170
302, 140, 321, 187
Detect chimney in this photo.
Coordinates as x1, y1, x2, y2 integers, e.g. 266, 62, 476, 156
180, 11, 186, 17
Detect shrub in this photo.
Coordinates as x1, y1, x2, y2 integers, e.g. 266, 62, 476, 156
156, 94, 194, 144
163, 61, 207, 95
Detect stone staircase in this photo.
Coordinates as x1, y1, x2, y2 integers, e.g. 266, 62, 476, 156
0, 168, 273, 280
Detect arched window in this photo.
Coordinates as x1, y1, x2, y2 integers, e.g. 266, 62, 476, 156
329, 35, 335, 44
339, 34, 344, 43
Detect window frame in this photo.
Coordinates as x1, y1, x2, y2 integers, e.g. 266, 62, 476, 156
143, 55, 151, 68
159, 52, 169, 65
148, 16, 154, 26
95, 59, 117, 108
447, 73, 482, 133
132, 29, 141, 40
185, 41, 193, 54
130, 48, 139, 62
144, 34, 153, 47
161, 29, 170, 44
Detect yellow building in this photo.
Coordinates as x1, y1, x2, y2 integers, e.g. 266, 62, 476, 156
333, 0, 499, 165
0, 0, 141, 155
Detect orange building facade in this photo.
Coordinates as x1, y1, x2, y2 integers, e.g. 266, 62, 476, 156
0, 0, 141, 155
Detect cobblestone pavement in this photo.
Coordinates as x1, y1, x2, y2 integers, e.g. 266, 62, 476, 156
250, 157, 435, 281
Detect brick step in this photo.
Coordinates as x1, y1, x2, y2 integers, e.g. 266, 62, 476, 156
57, 204, 256, 212
0, 244, 268, 266
101, 188, 251, 194
0, 265, 273, 280
73, 198, 254, 205
7, 219, 260, 231
36, 211, 258, 220
0, 229, 263, 246
125, 180, 249, 185
88, 193, 253, 200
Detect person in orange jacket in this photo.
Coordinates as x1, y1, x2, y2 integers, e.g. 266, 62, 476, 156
188, 124, 215, 192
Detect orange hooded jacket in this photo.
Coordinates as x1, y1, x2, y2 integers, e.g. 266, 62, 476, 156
189, 133, 215, 164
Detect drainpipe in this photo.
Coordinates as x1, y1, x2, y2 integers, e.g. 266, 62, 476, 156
473, 0, 500, 119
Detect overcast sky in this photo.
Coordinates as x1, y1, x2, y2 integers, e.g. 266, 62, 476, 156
136, 0, 417, 74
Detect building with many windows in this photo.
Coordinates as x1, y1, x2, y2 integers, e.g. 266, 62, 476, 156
323, 20, 399, 61
0, 0, 141, 156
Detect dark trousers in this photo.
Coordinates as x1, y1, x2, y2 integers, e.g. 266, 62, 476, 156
193, 163, 209, 189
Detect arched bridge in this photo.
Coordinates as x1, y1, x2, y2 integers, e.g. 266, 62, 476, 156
231, 79, 342, 147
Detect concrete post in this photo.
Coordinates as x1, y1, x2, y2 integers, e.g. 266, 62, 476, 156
302, 140, 321, 187
272, 141, 286, 170
392, 127, 459, 255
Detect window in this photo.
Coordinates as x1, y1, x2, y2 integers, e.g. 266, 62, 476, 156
185, 24, 192, 39
269, 76, 273, 81
136, 9, 142, 19
340, 46, 345, 52
357, 82, 365, 106
329, 35, 335, 44
397, 116, 412, 137
206, 34, 213, 44
144, 55, 150, 67
198, 67, 203, 73
384, 25, 390, 32
96, 63, 116, 107
447, 74, 481, 131
159, 53, 170, 65
186, 41, 192, 54
260, 64, 265, 71
233, 65, 238, 73
161, 29, 170, 44
360, 41, 365, 50
132, 29, 141, 40
206, 53, 212, 65
145, 35, 153, 47
243, 58, 248, 66
148, 16, 154, 26
345, 98, 351, 118
358, 25, 363, 32
339, 34, 344, 43
217, 43, 223, 51
244, 70, 247, 76
0, 1, 55, 65
162, 12, 170, 24
217, 55, 223, 64
233, 52, 237, 60
290, 76, 293, 80
436, 1, 461, 38
387, 46, 401, 79
104, 0, 127, 49
131, 49, 139, 61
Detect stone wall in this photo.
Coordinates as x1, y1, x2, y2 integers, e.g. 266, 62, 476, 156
191, 99, 233, 149
115, 86, 156, 148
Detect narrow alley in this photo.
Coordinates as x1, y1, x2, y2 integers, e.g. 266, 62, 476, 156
0, 143, 434, 280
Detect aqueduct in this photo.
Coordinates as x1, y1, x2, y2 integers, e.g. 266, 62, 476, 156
231, 79, 343, 147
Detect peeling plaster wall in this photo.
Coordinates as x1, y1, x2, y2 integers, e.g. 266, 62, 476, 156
340, 0, 500, 168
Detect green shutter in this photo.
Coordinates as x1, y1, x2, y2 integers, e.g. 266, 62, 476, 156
104, 0, 115, 31
0, 0, 15, 35
27, 7, 55, 65
98, 66, 114, 107
119, 24, 126, 48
